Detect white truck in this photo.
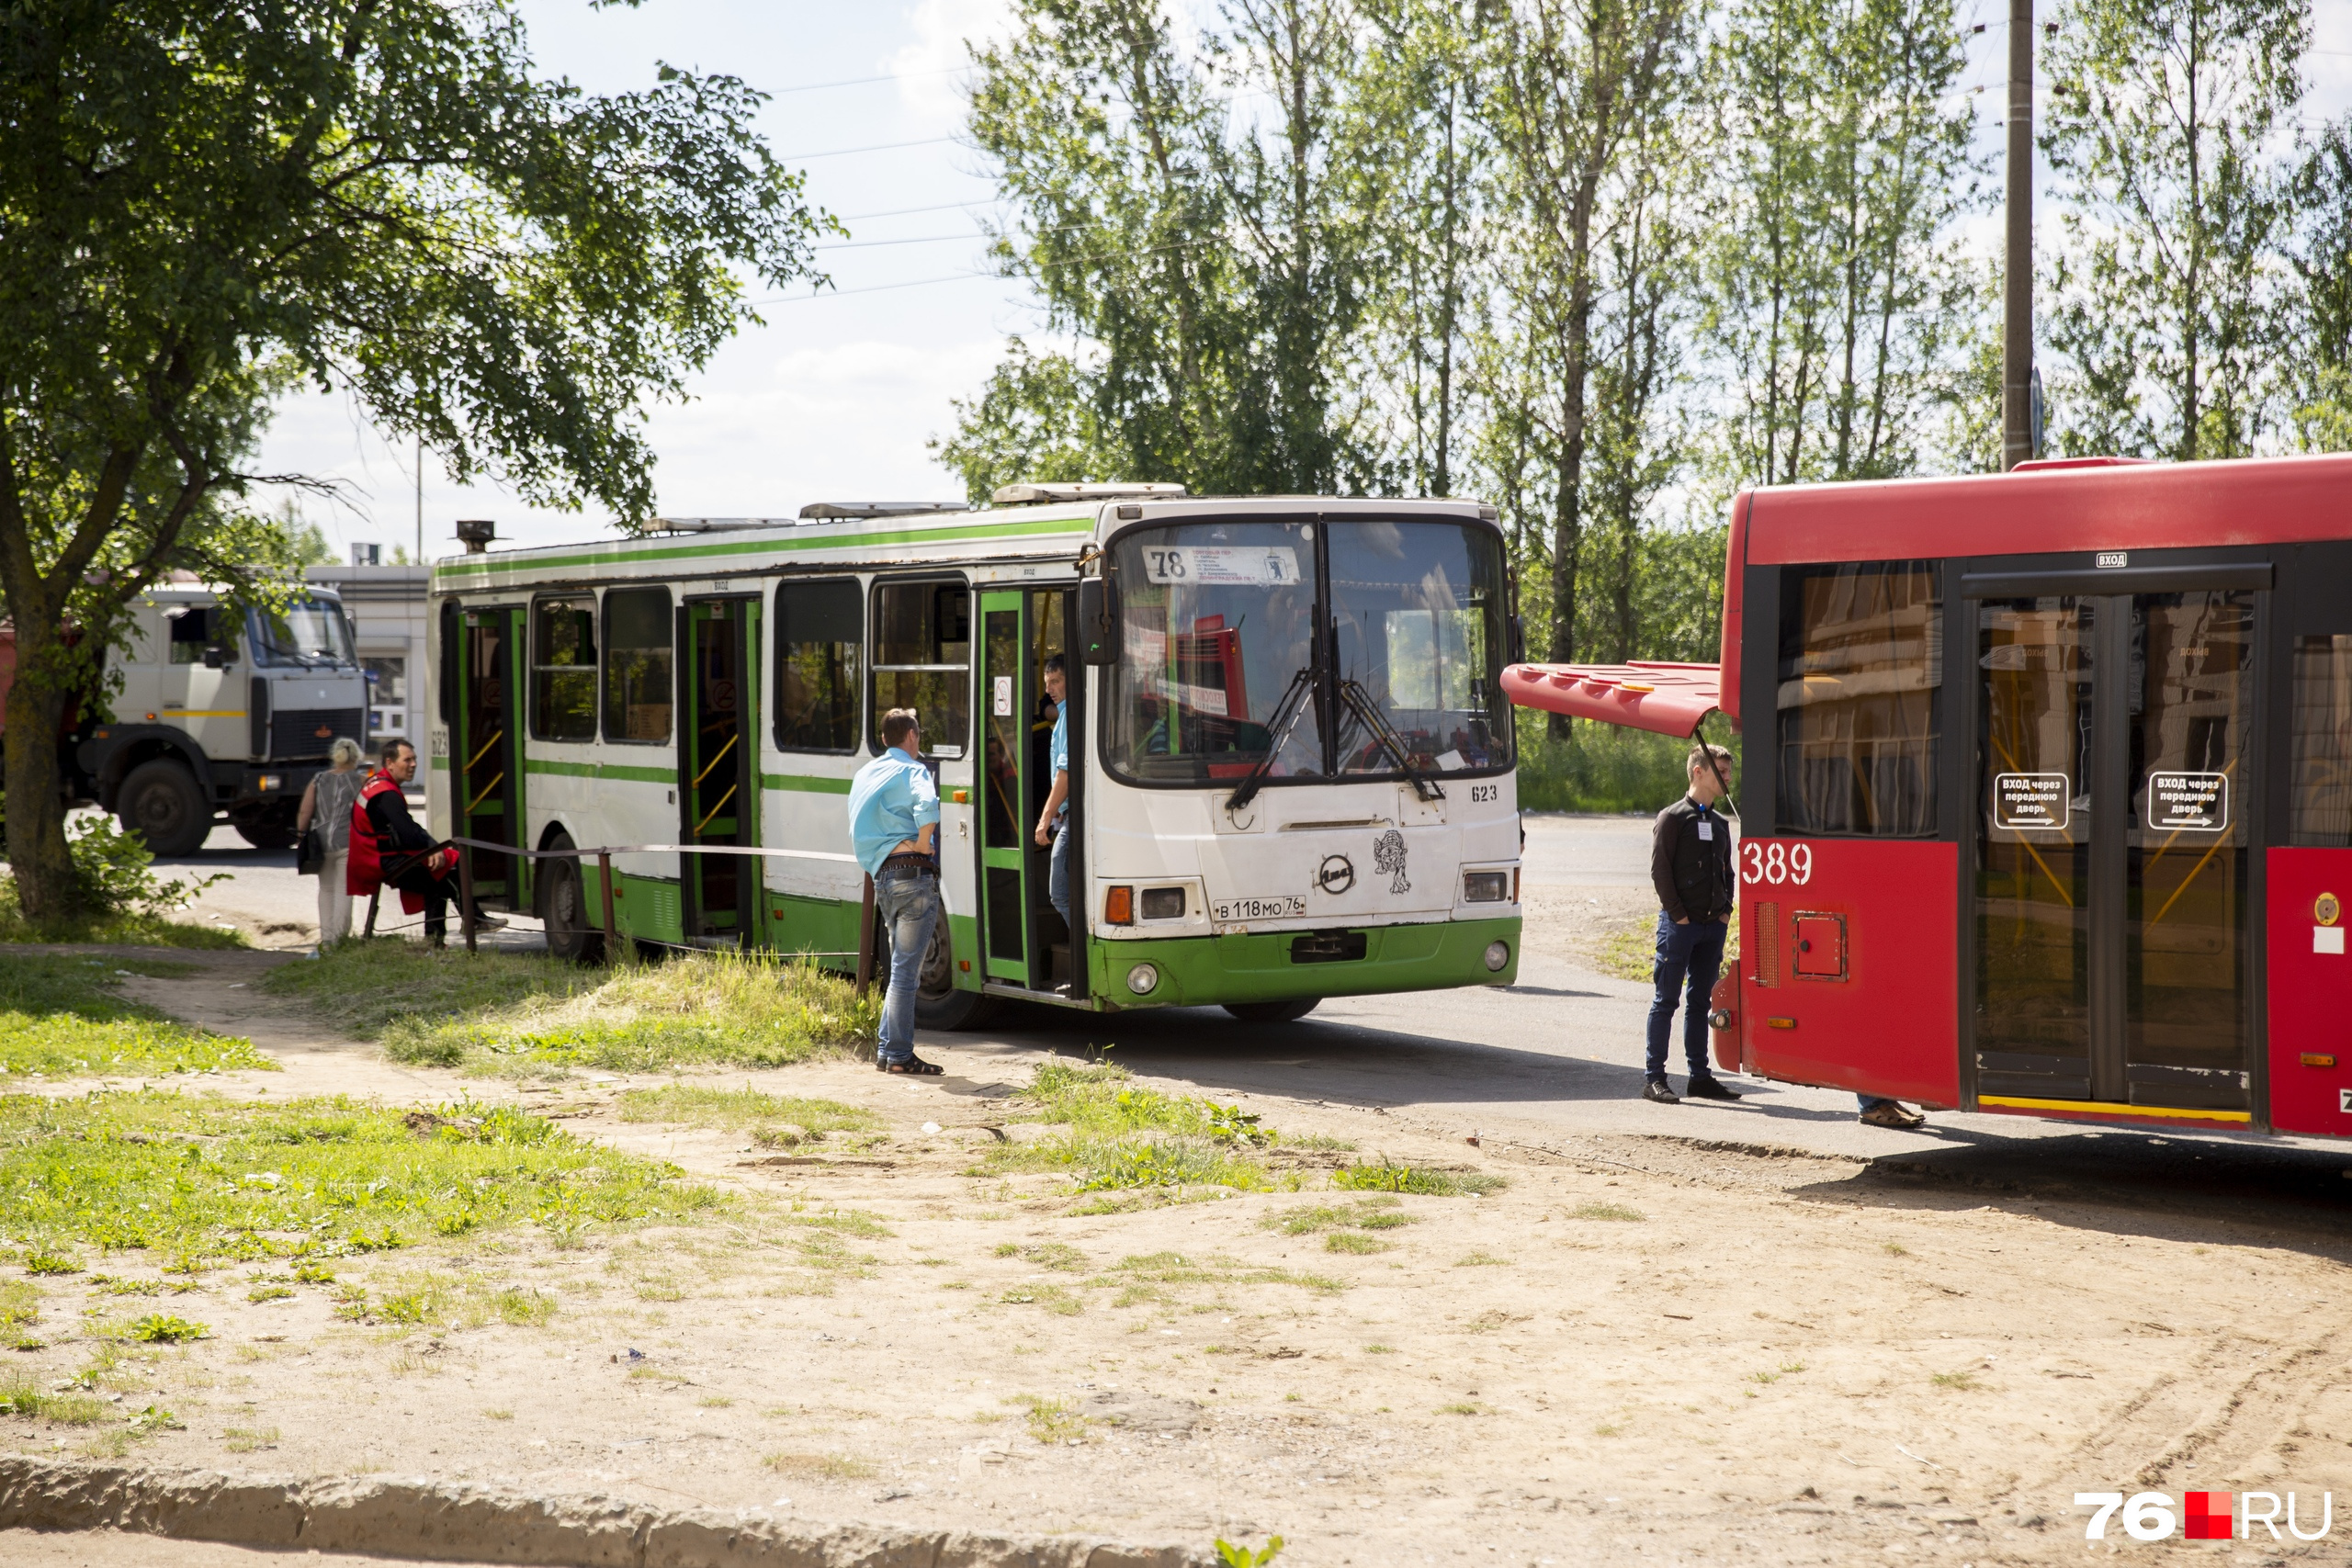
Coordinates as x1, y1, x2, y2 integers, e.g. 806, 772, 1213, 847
62, 584, 370, 853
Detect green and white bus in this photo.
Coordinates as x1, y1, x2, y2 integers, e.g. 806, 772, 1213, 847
424, 486, 1522, 1024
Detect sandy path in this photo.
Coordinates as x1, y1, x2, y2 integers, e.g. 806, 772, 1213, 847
6, 947, 2351, 1566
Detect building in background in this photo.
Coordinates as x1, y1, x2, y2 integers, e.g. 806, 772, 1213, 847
307, 551, 426, 754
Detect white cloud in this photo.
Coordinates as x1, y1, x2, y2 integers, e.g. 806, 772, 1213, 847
892, 0, 1015, 129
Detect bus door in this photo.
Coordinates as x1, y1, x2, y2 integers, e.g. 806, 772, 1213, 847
458, 605, 524, 908
977, 589, 1072, 989
1971, 567, 2265, 1119
681, 597, 759, 947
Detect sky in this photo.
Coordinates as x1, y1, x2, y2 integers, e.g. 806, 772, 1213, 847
254, 0, 2352, 566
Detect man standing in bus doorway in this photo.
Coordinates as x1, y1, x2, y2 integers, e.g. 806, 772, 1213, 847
1035, 654, 1072, 937
850, 708, 944, 1075
1644, 742, 1744, 1105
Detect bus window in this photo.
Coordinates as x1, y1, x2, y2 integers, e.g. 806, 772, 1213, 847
1775, 562, 1939, 836
1329, 521, 1513, 776
775, 581, 862, 753
2290, 634, 2352, 845
531, 596, 597, 742
871, 581, 968, 758
1106, 520, 1323, 784
603, 587, 673, 744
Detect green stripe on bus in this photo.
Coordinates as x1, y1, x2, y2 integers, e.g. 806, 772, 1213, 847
523, 759, 673, 784
432, 513, 1091, 584
762, 773, 853, 795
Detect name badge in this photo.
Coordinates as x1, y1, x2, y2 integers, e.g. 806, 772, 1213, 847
1696, 821, 1713, 840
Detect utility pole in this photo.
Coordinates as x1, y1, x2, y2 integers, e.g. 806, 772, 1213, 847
2002, 0, 2035, 469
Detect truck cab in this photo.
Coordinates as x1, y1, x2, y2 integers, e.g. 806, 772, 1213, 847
76, 586, 369, 853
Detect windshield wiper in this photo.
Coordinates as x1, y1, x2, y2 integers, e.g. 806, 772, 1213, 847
1334, 677, 1446, 801
1224, 665, 1318, 813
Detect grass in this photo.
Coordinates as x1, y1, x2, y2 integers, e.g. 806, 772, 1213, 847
1011, 1394, 1087, 1444
999, 1282, 1082, 1315
343, 1269, 560, 1330
222, 1426, 278, 1452
985, 1061, 1284, 1195
1262, 1197, 1413, 1236
1931, 1370, 1980, 1391
1330, 1161, 1508, 1197
764, 1451, 876, 1480
0, 1280, 39, 1348
615, 1085, 880, 1141
1453, 1250, 1510, 1268
1571, 1201, 1645, 1222
1515, 718, 1737, 814
265, 942, 878, 1074
0, 877, 246, 950
0, 954, 273, 1079
0, 1089, 723, 1268
1324, 1232, 1393, 1255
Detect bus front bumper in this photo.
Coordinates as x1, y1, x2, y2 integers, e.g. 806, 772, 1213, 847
1085, 916, 1521, 1010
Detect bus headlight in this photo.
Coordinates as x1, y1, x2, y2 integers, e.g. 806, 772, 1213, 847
1126, 963, 1160, 995
1482, 941, 1510, 972
1462, 870, 1510, 902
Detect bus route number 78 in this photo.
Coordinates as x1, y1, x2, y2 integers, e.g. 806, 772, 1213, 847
1741, 841, 1814, 886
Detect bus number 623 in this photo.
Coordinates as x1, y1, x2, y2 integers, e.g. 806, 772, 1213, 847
1741, 841, 1814, 886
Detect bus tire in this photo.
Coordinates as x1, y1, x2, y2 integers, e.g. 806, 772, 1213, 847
913, 911, 1000, 1031
118, 760, 212, 857
1223, 998, 1319, 1024
537, 840, 605, 965
235, 821, 297, 851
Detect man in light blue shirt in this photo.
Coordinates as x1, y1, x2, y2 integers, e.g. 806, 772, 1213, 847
847, 707, 942, 1073
1033, 655, 1072, 929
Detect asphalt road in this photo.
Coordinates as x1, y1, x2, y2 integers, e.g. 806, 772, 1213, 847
105, 807, 2352, 1233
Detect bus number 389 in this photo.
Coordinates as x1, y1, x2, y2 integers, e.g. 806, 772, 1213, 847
1741, 841, 1814, 886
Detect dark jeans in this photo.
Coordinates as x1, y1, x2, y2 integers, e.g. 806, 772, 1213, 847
874, 863, 941, 1065
386, 864, 451, 942
1645, 911, 1726, 1081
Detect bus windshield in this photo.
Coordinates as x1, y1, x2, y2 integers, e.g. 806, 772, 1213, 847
1104, 517, 1511, 787
248, 598, 356, 669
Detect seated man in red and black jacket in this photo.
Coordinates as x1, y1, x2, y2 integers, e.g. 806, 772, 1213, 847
346, 739, 503, 945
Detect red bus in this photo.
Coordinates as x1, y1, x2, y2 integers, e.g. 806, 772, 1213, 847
1505, 454, 2352, 1139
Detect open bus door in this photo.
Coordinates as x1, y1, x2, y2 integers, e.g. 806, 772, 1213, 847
681, 597, 760, 947
976, 587, 1080, 994
458, 605, 524, 908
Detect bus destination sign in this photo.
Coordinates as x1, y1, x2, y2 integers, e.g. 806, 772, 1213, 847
1994, 772, 2071, 829
2148, 771, 2229, 830
1141, 546, 1302, 587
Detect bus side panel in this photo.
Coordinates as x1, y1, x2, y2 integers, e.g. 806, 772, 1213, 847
1738, 838, 1958, 1108
2266, 847, 2352, 1137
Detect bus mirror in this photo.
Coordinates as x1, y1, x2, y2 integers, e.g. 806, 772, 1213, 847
202, 645, 232, 669
1079, 578, 1117, 666
1508, 614, 1526, 666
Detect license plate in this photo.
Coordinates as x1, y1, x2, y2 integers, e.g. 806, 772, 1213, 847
1213, 896, 1306, 921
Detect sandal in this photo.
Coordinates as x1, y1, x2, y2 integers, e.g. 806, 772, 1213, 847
877, 1055, 944, 1076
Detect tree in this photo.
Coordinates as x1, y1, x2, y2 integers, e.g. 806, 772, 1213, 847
2041, 0, 2308, 458
930, 339, 1120, 503
1478, 0, 1695, 720
2283, 119, 2352, 451
0, 0, 825, 918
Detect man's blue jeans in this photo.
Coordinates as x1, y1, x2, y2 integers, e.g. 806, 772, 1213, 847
1048, 816, 1070, 925
1646, 912, 1726, 1081
875, 865, 940, 1065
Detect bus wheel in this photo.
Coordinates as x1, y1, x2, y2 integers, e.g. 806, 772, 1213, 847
234, 821, 297, 851
118, 760, 212, 857
1223, 998, 1319, 1024
913, 911, 1000, 1030
537, 839, 605, 965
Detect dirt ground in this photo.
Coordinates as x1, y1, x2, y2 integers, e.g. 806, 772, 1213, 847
5, 947, 2351, 1566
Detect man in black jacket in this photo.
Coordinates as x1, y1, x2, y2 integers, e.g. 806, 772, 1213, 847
1644, 742, 1742, 1105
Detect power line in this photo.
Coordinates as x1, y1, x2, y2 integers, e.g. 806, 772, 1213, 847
770, 65, 965, 96
832, 198, 1010, 222
756, 271, 1012, 303
814, 232, 996, 251
779, 134, 958, 161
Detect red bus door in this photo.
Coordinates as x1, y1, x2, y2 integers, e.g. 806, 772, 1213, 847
1969, 574, 2262, 1123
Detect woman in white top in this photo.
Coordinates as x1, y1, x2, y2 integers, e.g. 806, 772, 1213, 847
296, 738, 368, 948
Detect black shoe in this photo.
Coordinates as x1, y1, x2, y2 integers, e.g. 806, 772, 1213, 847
1642, 1078, 1680, 1105
878, 1055, 945, 1076
1684, 1074, 1743, 1101
1859, 1100, 1925, 1129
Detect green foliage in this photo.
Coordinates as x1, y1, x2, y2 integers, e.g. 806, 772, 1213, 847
931, 338, 1121, 502
0, 953, 273, 1078
127, 1314, 206, 1344
259, 939, 605, 1039
1515, 715, 1741, 813
0, 0, 828, 921
0, 818, 241, 946
1214, 1536, 1284, 1567
989, 1060, 1286, 1193
0, 1089, 722, 1269
1330, 1161, 1507, 1197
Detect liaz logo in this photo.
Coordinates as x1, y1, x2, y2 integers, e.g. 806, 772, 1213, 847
2077, 1491, 2334, 1540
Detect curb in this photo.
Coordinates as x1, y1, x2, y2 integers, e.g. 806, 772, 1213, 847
0, 1458, 1214, 1567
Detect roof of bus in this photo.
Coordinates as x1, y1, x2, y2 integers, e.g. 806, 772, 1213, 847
1744, 452, 2352, 564
424, 495, 1498, 592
